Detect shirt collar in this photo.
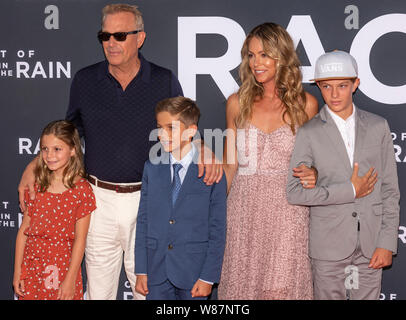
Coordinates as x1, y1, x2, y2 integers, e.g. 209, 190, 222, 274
170, 143, 196, 170
97, 52, 151, 84
326, 103, 356, 125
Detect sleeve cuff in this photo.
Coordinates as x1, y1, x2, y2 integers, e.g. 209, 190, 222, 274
199, 278, 213, 285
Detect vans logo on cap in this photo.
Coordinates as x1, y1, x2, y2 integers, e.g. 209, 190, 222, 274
320, 62, 343, 73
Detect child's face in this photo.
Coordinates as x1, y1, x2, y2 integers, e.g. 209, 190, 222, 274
41, 134, 75, 176
156, 111, 197, 154
317, 78, 360, 119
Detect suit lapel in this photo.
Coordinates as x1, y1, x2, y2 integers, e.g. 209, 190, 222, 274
158, 151, 172, 205
173, 149, 200, 209
353, 107, 367, 166
320, 106, 352, 175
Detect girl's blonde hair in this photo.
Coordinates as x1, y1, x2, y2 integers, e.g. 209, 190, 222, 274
237, 22, 308, 134
35, 120, 84, 192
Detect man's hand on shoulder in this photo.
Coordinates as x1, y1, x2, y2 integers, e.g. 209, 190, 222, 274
18, 158, 37, 211
197, 142, 223, 185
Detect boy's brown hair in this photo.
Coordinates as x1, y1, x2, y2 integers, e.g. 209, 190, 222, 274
155, 97, 200, 127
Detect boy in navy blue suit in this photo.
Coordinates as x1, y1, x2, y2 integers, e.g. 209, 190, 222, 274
135, 97, 227, 300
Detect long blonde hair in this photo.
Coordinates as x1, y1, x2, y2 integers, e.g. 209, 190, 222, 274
237, 22, 308, 134
35, 120, 84, 192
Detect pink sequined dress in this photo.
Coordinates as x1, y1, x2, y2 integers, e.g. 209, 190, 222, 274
218, 123, 313, 300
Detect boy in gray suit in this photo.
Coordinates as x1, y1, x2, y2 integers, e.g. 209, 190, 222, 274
287, 50, 400, 300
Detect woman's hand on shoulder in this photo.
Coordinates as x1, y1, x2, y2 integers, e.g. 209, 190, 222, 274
304, 92, 318, 120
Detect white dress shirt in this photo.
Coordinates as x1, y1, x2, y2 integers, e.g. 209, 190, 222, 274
326, 104, 356, 197
326, 105, 356, 167
170, 143, 196, 184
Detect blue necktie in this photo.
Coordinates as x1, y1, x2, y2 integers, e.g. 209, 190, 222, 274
172, 163, 183, 206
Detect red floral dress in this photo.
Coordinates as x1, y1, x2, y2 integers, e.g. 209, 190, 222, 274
20, 178, 96, 300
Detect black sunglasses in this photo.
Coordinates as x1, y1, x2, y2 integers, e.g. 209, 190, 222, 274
97, 30, 141, 43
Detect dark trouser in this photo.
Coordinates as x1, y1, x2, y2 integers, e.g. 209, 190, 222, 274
147, 279, 208, 300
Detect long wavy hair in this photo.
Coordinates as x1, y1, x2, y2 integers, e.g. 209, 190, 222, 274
35, 120, 84, 192
237, 22, 308, 134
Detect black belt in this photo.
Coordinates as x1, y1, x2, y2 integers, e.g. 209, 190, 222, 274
87, 175, 141, 193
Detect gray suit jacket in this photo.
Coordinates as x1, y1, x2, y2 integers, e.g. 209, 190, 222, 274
287, 105, 400, 261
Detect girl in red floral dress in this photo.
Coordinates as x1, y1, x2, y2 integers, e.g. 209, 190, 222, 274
13, 120, 96, 300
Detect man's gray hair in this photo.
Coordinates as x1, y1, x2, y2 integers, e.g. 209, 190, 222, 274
102, 3, 144, 30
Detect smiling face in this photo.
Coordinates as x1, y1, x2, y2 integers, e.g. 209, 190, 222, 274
156, 111, 197, 158
41, 134, 75, 176
247, 36, 277, 85
317, 78, 360, 120
102, 11, 146, 69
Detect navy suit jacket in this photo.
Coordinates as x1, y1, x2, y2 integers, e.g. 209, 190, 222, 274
135, 152, 227, 289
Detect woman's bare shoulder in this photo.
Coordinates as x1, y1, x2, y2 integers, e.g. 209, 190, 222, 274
304, 92, 319, 119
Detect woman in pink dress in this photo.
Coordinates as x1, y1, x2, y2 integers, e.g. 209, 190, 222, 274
218, 23, 318, 300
